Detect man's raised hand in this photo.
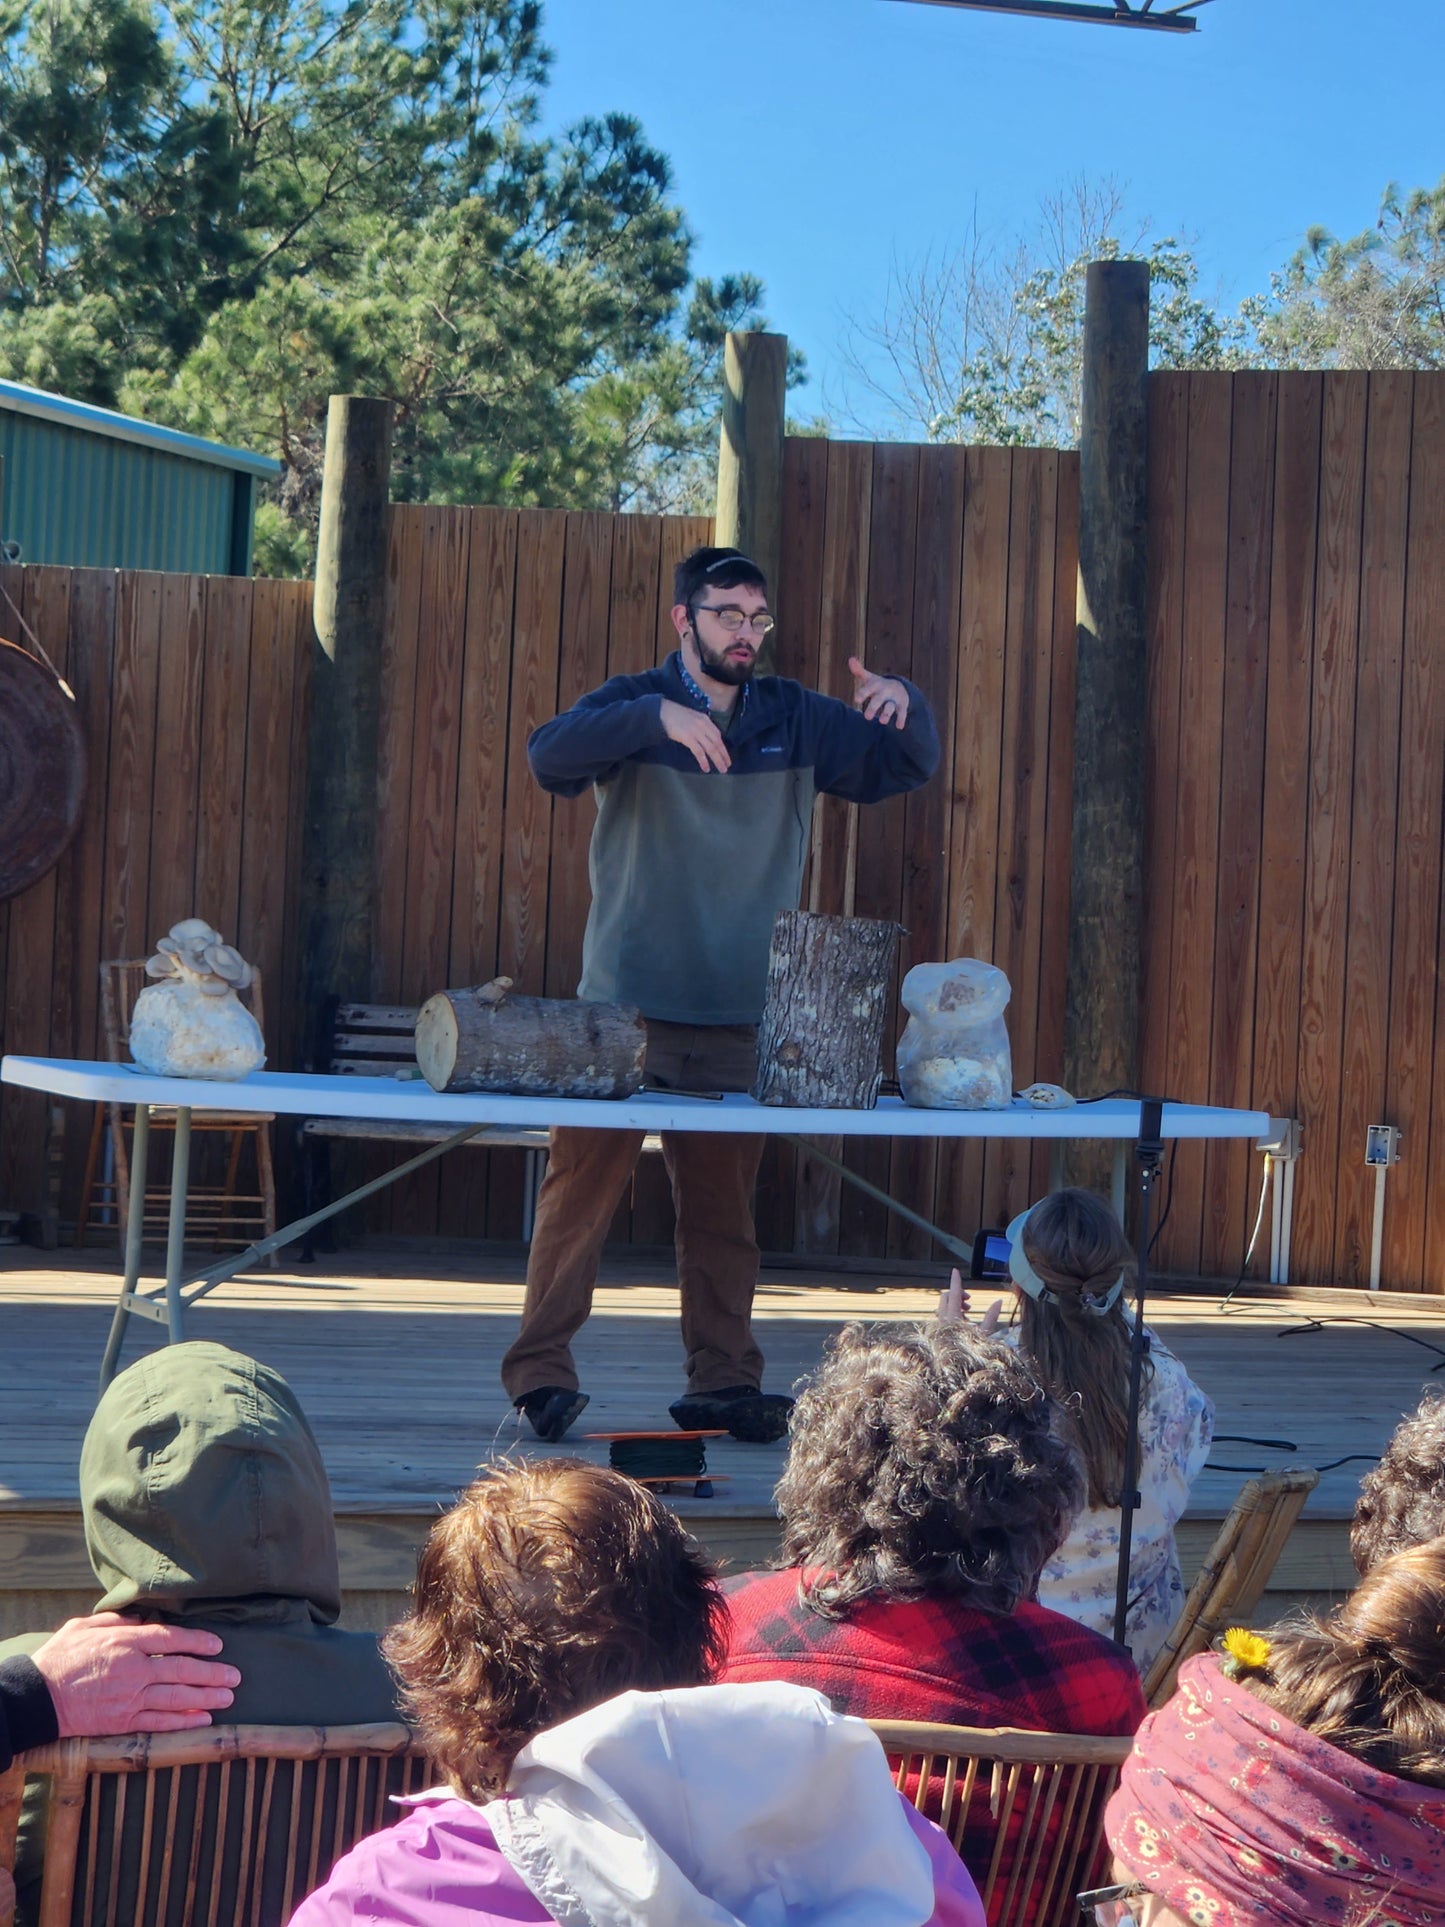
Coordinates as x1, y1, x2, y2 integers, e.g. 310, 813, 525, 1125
32, 1613, 241, 1738
847, 658, 910, 729
659, 697, 731, 773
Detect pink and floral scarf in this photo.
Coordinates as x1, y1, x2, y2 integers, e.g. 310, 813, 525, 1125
1105, 1653, 1445, 1926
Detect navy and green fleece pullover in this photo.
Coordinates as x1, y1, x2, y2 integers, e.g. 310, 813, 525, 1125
527, 653, 940, 1026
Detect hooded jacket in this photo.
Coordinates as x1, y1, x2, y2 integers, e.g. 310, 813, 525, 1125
0, 1342, 398, 1925
290, 1681, 985, 1927
59, 1338, 397, 1724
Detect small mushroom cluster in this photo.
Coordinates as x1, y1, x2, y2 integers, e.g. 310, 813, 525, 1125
145, 919, 255, 997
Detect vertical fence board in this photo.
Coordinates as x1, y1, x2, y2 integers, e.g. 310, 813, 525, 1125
544, 515, 615, 1001
761, 438, 829, 1251
983, 453, 1057, 1230
53, 568, 118, 1209
1030, 451, 1078, 1200
148, 573, 206, 940
938, 447, 1011, 1244
794, 442, 873, 1256
1331, 373, 1412, 1286
1393, 382, 1445, 1289
1249, 375, 1322, 1276
449, 509, 520, 1239
1139, 377, 1190, 1163
498, 512, 566, 995
1201, 373, 1276, 1276
195, 577, 253, 947
1290, 373, 1368, 1287
840, 443, 919, 1259
1159, 375, 1232, 1271
374, 507, 426, 1003
890, 444, 965, 1257
102, 573, 163, 968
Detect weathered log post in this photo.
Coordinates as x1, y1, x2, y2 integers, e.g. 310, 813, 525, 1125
1065, 261, 1150, 1188
715, 330, 787, 672
415, 980, 646, 1099
298, 395, 393, 1071
754, 911, 900, 1109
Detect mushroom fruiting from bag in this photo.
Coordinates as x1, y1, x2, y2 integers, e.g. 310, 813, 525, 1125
129, 920, 265, 1079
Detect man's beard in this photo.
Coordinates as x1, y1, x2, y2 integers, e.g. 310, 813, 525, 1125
695, 634, 756, 687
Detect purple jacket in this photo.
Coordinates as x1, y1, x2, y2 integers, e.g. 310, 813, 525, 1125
289, 1789, 982, 1927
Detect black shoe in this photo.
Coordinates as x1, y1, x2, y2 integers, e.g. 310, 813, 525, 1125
514, 1386, 589, 1443
668, 1385, 794, 1444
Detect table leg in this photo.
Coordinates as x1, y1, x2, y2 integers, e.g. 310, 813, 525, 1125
99, 1104, 150, 1391
164, 1106, 192, 1343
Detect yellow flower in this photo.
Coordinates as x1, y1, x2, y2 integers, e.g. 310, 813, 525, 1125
1221, 1627, 1271, 1674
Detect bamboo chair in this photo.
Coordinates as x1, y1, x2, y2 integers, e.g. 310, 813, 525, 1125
1143, 1463, 1320, 1707
75, 959, 278, 1260
0, 1721, 429, 1927
867, 1719, 1131, 1927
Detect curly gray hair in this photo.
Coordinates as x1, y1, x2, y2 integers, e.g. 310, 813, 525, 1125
775, 1319, 1084, 1618
1353, 1392, 1445, 1575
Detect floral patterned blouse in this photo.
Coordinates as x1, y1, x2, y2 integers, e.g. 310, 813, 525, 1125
1010, 1323, 1214, 1676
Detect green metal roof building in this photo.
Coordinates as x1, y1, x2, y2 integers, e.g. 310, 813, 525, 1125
0, 380, 281, 575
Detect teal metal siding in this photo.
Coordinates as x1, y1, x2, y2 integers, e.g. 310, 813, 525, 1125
0, 411, 246, 572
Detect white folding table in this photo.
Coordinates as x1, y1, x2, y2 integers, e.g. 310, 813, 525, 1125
1, 1055, 1287, 1390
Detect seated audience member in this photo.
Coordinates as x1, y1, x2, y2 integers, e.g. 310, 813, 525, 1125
0, 1341, 397, 1924
292, 1459, 984, 1927
723, 1320, 1146, 1739
1099, 1537, 1445, 1927
1351, 1389, 1445, 1573
967, 1188, 1213, 1673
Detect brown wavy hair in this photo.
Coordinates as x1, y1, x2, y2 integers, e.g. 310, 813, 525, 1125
775, 1319, 1083, 1619
1012, 1187, 1145, 1507
1240, 1537, 1445, 1787
1351, 1392, 1445, 1575
384, 1459, 727, 1798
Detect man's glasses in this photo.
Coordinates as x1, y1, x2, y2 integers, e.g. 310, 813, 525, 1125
690, 600, 775, 638
1077, 1882, 1154, 1926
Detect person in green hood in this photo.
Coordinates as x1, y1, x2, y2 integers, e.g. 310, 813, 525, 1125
0, 1340, 400, 1923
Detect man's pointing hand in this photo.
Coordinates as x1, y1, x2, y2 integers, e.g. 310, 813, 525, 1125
848, 658, 910, 729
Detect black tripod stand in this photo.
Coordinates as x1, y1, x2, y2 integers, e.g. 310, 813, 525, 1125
1112, 1096, 1166, 1650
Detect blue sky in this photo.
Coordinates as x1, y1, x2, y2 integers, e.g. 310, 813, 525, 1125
538, 0, 1444, 432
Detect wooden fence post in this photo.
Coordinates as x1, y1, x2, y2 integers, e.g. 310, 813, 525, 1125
715, 331, 787, 668
298, 395, 393, 1067
1065, 261, 1150, 1182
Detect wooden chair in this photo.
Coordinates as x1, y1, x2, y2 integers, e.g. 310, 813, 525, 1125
75, 959, 278, 1259
0, 1721, 429, 1927
1143, 1463, 1320, 1707
867, 1719, 1131, 1927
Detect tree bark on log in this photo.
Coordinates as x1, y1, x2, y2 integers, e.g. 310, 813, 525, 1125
753, 912, 900, 1109
415, 980, 646, 1098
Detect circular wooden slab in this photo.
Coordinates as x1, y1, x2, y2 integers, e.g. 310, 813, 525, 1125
0, 637, 87, 900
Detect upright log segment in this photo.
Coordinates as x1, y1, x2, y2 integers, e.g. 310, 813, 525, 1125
754, 911, 900, 1109
299, 395, 393, 1067
715, 331, 787, 669
1065, 262, 1150, 1172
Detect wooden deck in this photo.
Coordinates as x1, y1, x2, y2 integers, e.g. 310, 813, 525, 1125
4, 1242, 1444, 1636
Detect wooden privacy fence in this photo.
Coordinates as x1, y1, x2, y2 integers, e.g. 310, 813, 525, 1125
0, 565, 313, 1232
363, 452, 1078, 1258
1143, 370, 1445, 1291
2, 378, 1444, 1288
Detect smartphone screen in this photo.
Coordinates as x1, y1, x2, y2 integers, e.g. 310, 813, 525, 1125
970, 1229, 1012, 1281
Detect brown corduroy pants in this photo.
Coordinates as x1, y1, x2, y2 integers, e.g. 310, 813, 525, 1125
499, 1020, 766, 1401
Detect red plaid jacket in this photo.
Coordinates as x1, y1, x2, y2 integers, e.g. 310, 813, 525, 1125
721, 1569, 1145, 1737
721, 1570, 1146, 1925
